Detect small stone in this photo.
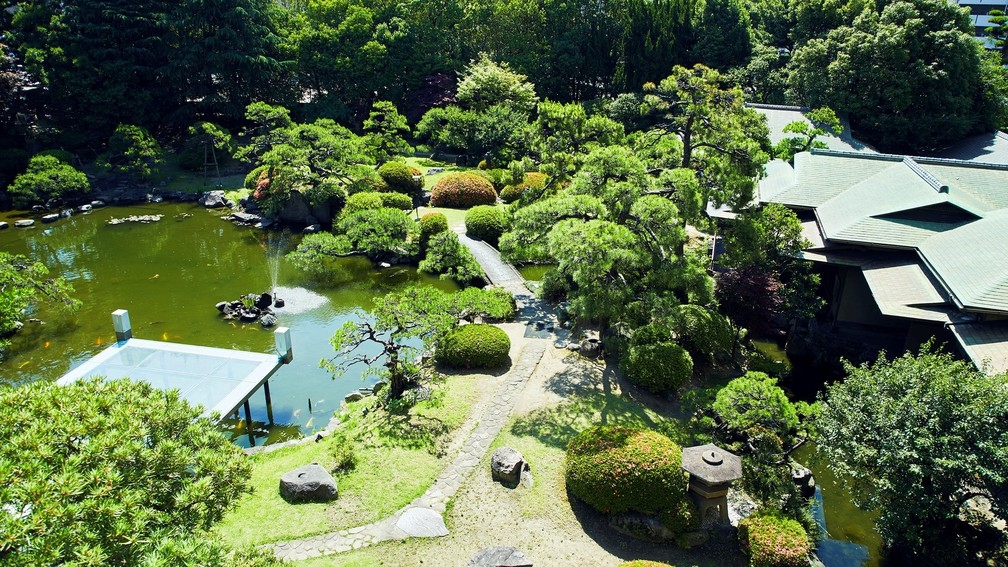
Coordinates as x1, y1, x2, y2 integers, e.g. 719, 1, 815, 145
260, 313, 278, 327
78, 204, 93, 212
303, 223, 321, 234
279, 463, 338, 503
566, 342, 581, 351
395, 507, 448, 537
14, 219, 34, 228
491, 447, 529, 487
0, 222, 8, 229
344, 392, 364, 404
372, 380, 387, 395
467, 546, 533, 567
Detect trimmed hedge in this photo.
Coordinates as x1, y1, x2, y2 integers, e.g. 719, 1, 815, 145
464, 205, 507, 244
435, 324, 510, 369
378, 191, 413, 210
500, 172, 548, 203
739, 513, 812, 567
377, 161, 423, 197
340, 192, 384, 219
623, 342, 693, 394
430, 172, 497, 208
669, 304, 734, 364
418, 212, 448, 250
565, 425, 688, 515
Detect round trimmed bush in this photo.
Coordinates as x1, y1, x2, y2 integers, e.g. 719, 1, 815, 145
340, 191, 384, 219
430, 172, 497, 208
435, 324, 510, 369
739, 513, 812, 567
464, 205, 507, 244
566, 425, 688, 515
377, 161, 423, 197
500, 172, 548, 204
419, 212, 448, 249
623, 342, 692, 394
378, 191, 413, 210
669, 304, 733, 364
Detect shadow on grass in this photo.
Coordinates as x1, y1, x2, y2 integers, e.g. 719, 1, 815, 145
358, 407, 454, 458
566, 487, 747, 566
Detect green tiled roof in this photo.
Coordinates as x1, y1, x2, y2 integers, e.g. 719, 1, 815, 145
919, 210, 1008, 313
773, 152, 900, 208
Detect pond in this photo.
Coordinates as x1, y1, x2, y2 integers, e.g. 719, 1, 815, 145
0, 202, 456, 447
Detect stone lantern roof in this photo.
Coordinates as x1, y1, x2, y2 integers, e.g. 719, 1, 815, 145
681, 444, 742, 486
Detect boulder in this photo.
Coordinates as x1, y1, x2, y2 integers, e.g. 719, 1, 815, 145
395, 506, 448, 537
792, 466, 816, 499
41, 214, 59, 223
259, 313, 278, 327
466, 547, 532, 567
279, 190, 313, 226
14, 219, 34, 228
279, 463, 338, 503
491, 447, 530, 487
303, 223, 321, 234
78, 204, 93, 212
372, 380, 387, 395
609, 511, 678, 543
90, 200, 106, 208
229, 212, 262, 225
215, 301, 228, 312
255, 293, 273, 309
199, 190, 228, 208
579, 338, 602, 358
344, 391, 364, 404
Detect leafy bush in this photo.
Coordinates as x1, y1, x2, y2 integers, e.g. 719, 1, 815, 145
739, 512, 812, 567
7, 154, 91, 209
287, 231, 353, 274
244, 165, 269, 192
177, 122, 235, 171
377, 161, 423, 197
329, 431, 357, 474
669, 304, 734, 364
419, 231, 484, 285
566, 425, 688, 515
659, 500, 700, 534
500, 171, 547, 203
98, 123, 163, 179
345, 164, 388, 194
430, 172, 497, 208
340, 191, 384, 219
250, 166, 298, 217
418, 212, 449, 250
623, 342, 693, 394
336, 207, 418, 261
435, 323, 510, 369
465, 205, 507, 244
474, 168, 509, 191
378, 191, 413, 210
450, 286, 516, 322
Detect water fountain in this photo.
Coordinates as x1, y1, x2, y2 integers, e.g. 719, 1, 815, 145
265, 232, 286, 307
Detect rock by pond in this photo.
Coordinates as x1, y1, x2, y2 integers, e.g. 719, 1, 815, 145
279, 462, 338, 503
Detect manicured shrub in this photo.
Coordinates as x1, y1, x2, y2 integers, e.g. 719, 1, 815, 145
669, 304, 734, 364
451, 286, 517, 322
8, 154, 91, 209
739, 513, 812, 567
377, 161, 424, 197
430, 172, 497, 208
435, 323, 510, 369
340, 191, 384, 219
98, 123, 163, 179
336, 207, 418, 261
566, 425, 688, 515
418, 212, 449, 250
419, 231, 484, 285
623, 342, 693, 394
659, 499, 700, 534
465, 205, 507, 244
500, 171, 547, 203
379, 191, 413, 210
474, 168, 509, 191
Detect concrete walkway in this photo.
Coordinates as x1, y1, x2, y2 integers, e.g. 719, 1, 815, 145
270, 232, 554, 561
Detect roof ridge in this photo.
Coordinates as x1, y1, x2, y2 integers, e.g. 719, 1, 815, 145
996, 131, 1008, 142
809, 147, 1008, 171
903, 157, 948, 194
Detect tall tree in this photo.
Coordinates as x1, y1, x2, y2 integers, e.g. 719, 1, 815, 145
691, 0, 753, 70
819, 346, 1008, 564
362, 100, 411, 165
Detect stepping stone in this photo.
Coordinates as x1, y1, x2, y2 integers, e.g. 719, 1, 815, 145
467, 546, 532, 567
14, 219, 34, 228
395, 507, 448, 537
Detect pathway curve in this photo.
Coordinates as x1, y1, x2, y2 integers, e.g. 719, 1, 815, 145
271, 234, 555, 561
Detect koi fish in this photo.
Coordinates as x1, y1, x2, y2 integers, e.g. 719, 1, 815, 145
44, 341, 50, 348
18, 361, 30, 368
149, 274, 159, 280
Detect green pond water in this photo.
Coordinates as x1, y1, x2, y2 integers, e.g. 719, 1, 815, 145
0, 202, 456, 447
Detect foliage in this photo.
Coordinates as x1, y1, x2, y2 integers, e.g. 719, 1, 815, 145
691, 0, 753, 70
416, 103, 531, 163
418, 212, 449, 251
336, 207, 418, 262
7, 154, 90, 209
377, 161, 423, 198
286, 231, 353, 274
178, 121, 235, 172
363, 101, 411, 164
456, 53, 538, 113
788, 0, 1004, 153
565, 425, 688, 515
500, 171, 547, 203
738, 512, 813, 567
716, 267, 784, 337
378, 191, 414, 211
464, 205, 507, 244
817, 345, 1008, 561
0, 252, 80, 353
448, 286, 517, 322
250, 166, 299, 218
499, 194, 607, 264
0, 378, 251, 565
773, 107, 842, 164
623, 342, 693, 394
659, 500, 700, 535
429, 172, 497, 208
435, 323, 511, 369
340, 191, 385, 219
419, 231, 485, 285
324, 286, 456, 401
667, 303, 734, 364
97, 124, 163, 179
711, 372, 817, 453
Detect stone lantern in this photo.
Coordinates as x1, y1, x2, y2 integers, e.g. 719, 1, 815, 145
681, 443, 743, 526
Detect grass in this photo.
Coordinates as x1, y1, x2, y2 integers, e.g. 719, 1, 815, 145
214, 375, 477, 548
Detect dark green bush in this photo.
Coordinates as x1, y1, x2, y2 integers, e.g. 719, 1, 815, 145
336, 207, 418, 261
464, 205, 507, 244
345, 165, 387, 195
377, 161, 423, 197
329, 431, 357, 474
474, 168, 509, 191
340, 192, 384, 220
430, 172, 497, 208
500, 172, 547, 204
739, 512, 812, 567
98, 123, 163, 179
8, 155, 91, 209
379, 191, 413, 210
244, 165, 269, 192
539, 269, 571, 302
632, 321, 674, 347
566, 425, 688, 515
659, 500, 700, 535
419, 231, 484, 285
669, 304, 734, 364
435, 323, 510, 369
418, 212, 448, 251
622, 342, 693, 394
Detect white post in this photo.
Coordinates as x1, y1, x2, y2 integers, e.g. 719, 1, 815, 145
274, 327, 293, 363
112, 309, 132, 342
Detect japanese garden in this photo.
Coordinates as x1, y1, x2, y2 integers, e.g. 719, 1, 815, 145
1, 1, 1008, 566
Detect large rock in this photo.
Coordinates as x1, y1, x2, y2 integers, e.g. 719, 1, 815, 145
491, 447, 530, 487
609, 511, 678, 543
395, 506, 448, 537
199, 190, 228, 208
278, 190, 313, 226
279, 462, 338, 503
467, 546, 532, 567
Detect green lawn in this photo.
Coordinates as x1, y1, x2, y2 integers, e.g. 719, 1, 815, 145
214, 375, 477, 548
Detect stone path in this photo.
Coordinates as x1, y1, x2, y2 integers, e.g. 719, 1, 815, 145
270, 236, 552, 561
